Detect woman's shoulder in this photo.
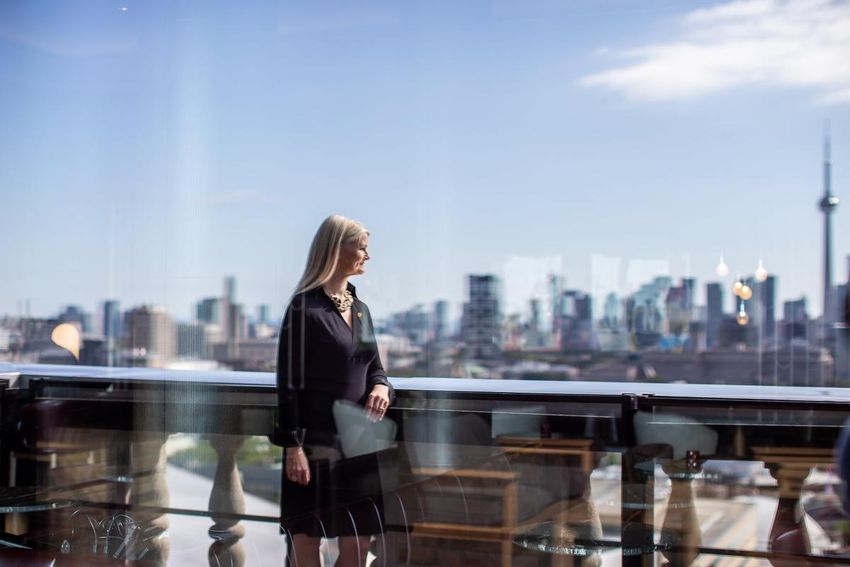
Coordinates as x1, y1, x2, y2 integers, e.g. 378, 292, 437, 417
286, 288, 325, 312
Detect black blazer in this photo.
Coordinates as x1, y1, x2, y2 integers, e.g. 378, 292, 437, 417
275, 283, 393, 447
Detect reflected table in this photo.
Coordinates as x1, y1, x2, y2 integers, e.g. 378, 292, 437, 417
513, 521, 669, 564
0, 486, 78, 515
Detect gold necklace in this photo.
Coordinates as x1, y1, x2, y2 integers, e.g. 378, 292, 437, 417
323, 287, 354, 312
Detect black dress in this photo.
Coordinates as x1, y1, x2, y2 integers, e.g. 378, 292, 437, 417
275, 283, 394, 538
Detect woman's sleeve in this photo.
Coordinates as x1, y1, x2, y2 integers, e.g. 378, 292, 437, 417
275, 297, 308, 447
365, 309, 395, 403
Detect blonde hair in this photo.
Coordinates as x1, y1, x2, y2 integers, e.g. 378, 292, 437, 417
294, 215, 369, 295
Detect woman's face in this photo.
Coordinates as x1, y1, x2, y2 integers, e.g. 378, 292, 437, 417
337, 234, 370, 277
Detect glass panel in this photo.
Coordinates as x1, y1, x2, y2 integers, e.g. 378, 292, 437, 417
1, 0, 850, 565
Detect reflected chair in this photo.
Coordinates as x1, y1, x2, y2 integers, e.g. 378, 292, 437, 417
8, 399, 124, 537
391, 411, 600, 567
6, 397, 160, 561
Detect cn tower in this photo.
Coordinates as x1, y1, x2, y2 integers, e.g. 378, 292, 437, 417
819, 129, 839, 330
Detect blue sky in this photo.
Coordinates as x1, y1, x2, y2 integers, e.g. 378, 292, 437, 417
1, 0, 849, 321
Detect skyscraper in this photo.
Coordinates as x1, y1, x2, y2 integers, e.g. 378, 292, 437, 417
461, 275, 502, 359
681, 278, 695, 312
665, 278, 695, 337
177, 322, 207, 359
125, 306, 177, 367
706, 283, 723, 349
757, 275, 777, 343
102, 300, 121, 366
59, 305, 88, 332
819, 130, 839, 335
628, 276, 672, 349
548, 273, 565, 346
222, 276, 241, 358
525, 298, 546, 348
224, 276, 236, 304
433, 300, 449, 343
783, 297, 808, 342
559, 290, 593, 351
836, 256, 850, 382
196, 298, 220, 325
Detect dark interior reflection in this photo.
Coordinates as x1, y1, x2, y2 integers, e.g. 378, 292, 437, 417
2, 368, 850, 566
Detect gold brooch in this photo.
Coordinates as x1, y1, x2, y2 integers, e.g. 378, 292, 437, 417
357, 312, 363, 318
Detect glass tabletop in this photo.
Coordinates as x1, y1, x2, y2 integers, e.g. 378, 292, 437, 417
513, 521, 669, 557
0, 487, 77, 514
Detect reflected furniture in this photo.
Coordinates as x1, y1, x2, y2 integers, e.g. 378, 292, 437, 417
3, 367, 850, 566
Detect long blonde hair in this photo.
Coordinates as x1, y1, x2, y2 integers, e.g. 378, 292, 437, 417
294, 215, 369, 295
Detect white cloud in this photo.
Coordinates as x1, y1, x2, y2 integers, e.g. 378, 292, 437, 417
580, 0, 850, 104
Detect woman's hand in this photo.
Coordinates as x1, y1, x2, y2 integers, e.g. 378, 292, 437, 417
366, 384, 390, 422
286, 447, 310, 485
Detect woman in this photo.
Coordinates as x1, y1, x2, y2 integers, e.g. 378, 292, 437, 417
276, 214, 393, 567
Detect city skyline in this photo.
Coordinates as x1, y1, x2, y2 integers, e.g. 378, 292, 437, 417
5, 260, 844, 332
4, 267, 845, 384
2, 235, 849, 325
1, 0, 849, 320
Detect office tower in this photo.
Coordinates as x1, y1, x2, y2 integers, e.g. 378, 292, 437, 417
59, 305, 88, 332
433, 300, 449, 343
784, 298, 808, 324
221, 276, 241, 358
229, 303, 244, 348
666, 279, 695, 337
628, 277, 672, 349
125, 306, 177, 367
0, 329, 10, 353
257, 304, 270, 325
549, 274, 565, 342
758, 275, 777, 342
783, 297, 808, 342
602, 293, 621, 328
681, 278, 695, 312
836, 256, 850, 382
398, 304, 431, 346
843, 256, 850, 326
222, 276, 234, 340
706, 283, 723, 349
102, 300, 121, 366
525, 298, 546, 349
79, 338, 107, 366
224, 276, 236, 304
178, 322, 207, 359
461, 275, 502, 359
559, 290, 593, 351
196, 298, 220, 325
819, 131, 839, 336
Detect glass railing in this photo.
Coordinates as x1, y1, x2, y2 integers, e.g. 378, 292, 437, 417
2, 364, 850, 566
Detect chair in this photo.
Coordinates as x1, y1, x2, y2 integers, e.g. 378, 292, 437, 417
389, 410, 600, 567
